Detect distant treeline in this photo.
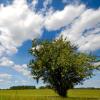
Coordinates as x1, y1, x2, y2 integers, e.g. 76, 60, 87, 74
9, 86, 36, 90
0, 85, 52, 90
0, 86, 100, 90
39, 85, 52, 89
75, 87, 100, 90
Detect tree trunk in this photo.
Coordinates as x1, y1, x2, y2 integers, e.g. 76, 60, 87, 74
57, 87, 68, 97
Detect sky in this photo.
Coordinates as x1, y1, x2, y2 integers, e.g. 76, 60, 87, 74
0, 0, 100, 89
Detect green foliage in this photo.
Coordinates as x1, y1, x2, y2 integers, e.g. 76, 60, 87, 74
29, 37, 99, 97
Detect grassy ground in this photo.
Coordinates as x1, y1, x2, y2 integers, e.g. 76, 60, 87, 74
0, 89, 100, 100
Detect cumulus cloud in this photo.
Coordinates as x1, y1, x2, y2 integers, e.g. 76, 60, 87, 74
43, 0, 52, 11
0, 0, 44, 80
45, 5, 85, 30
44, 3, 100, 52
59, 8, 100, 52
0, 28, 17, 56
32, 0, 38, 9
0, 0, 99, 57
0, 0, 44, 57
13, 64, 32, 78
0, 57, 31, 79
0, 57, 14, 67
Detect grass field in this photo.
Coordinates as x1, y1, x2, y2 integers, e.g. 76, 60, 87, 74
0, 89, 100, 100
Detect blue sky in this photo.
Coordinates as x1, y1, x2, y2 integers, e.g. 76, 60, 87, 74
0, 0, 100, 89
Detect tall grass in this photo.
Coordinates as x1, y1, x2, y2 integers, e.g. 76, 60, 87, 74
0, 96, 99, 100
0, 89, 100, 100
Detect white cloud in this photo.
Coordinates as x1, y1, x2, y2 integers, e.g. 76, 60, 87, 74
0, 56, 31, 79
0, 79, 11, 84
0, 28, 17, 56
76, 79, 100, 88
0, 0, 99, 55
93, 62, 100, 66
1, 0, 99, 60
0, 0, 44, 79
32, 0, 38, 8
0, 73, 12, 79
59, 7, 100, 52
0, 79, 4, 83
0, 57, 14, 67
43, 0, 52, 10
0, 0, 44, 57
44, 5, 85, 30
13, 64, 31, 78
21, 80, 30, 85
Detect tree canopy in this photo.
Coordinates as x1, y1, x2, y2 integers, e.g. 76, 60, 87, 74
29, 37, 99, 97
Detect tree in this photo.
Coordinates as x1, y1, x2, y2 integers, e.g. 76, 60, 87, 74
29, 37, 99, 97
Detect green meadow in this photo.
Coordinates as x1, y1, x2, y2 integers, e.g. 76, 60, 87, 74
0, 89, 100, 100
